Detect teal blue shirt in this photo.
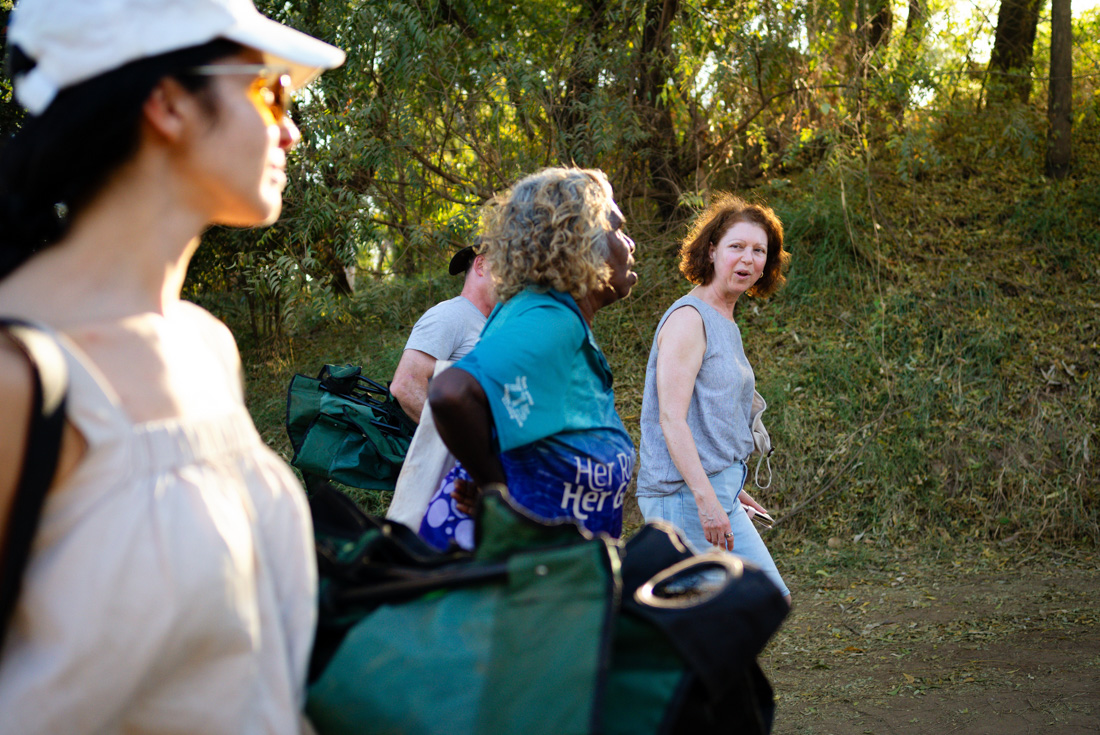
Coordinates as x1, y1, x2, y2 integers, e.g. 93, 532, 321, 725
452, 287, 634, 537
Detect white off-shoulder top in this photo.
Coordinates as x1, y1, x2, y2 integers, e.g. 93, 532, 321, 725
0, 306, 316, 734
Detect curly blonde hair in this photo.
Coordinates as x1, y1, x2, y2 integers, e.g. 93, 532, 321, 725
480, 167, 614, 303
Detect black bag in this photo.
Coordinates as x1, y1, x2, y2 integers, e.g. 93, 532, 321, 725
0, 320, 69, 651
285, 364, 416, 491
304, 482, 789, 735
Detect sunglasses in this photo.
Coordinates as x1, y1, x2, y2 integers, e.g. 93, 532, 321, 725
186, 64, 293, 125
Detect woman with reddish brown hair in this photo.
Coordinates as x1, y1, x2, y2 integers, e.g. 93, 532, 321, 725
636, 193, 792, 603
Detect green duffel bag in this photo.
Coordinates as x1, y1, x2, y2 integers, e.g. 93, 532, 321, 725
286, 364, 415, 491
304, 483, 788, 735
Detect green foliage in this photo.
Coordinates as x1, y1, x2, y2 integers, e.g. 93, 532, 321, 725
213, 1, 1098, 547
772, 179, 865, 301
0, 1, 25, 144
177, 0, 1100, 340
2, 0, 1098, 546
764, 160, 1097, 546
227, 147, 1098, 549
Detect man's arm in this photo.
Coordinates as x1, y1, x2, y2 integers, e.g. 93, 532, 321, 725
389, 348, 438, 424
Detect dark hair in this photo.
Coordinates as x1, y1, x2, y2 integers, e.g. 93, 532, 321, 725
678, 193, 790, 298
0, 39, 241, 280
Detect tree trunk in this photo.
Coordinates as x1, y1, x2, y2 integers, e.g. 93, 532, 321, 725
1045, 0, 1072, 178
554, 0, 611, 163
904, 0, 926, 40
635, 0, 684, 225
988, 0, 1045, 105
868, 0, 893, 51
887, 0, 927, 121
313, 237, 354, 296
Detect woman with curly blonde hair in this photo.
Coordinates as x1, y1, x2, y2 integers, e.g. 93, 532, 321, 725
479, 169, 614, 303
420, 167, 637, 549
636, 193, 793, 604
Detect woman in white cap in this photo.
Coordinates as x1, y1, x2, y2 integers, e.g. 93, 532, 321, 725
0, 0, 342, 731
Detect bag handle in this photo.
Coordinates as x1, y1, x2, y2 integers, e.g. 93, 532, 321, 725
0, 320, 69, 650
750, 390, 773, 489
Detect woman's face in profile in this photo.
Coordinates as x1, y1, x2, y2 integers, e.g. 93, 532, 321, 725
184, 48, 301, 228
603, 204, 637, 302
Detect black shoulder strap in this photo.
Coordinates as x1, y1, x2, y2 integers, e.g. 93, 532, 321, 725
0, 319, 69, 647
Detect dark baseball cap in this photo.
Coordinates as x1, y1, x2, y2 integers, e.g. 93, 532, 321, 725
448, 246, 477, 275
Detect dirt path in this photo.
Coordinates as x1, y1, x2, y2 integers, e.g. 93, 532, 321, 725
759, 542, 1100, 734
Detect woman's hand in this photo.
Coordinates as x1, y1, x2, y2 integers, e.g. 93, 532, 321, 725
451, 476, 478, 516
738, 489, 768, 516
695, 489, 734, 551
428, 367, 507, 491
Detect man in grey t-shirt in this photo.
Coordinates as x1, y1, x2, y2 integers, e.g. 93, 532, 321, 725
390, 246, 496, 423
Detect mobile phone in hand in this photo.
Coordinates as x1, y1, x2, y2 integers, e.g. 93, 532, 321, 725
751, 510, 775, 529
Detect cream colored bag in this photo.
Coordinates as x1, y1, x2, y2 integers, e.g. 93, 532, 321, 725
750, 390, 773, 489
385, 361, 456, 529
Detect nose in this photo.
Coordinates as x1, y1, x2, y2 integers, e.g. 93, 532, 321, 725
623, 233, 636, 254
279, 117, 301, 151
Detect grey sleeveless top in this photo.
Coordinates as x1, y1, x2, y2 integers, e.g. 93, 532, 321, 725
636, 294, 756, 496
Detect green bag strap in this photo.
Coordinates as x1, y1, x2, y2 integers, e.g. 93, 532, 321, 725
0, 320, 69, 651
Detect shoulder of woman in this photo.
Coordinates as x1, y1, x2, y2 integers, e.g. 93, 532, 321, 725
501, 292, 585, 337
178, 300, 230, 331
658, 303, 706, 342
178, 301, 240, 358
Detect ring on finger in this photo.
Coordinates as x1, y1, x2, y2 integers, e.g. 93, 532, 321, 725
724, 532, 734, 538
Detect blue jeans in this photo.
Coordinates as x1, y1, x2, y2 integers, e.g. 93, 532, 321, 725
637, 461, 790, 597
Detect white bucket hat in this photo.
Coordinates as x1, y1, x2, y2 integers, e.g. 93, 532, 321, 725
7, 0, 346, 115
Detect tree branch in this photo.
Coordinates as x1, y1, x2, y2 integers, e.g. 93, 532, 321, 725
401, 145, 493, 202
700, 83, 852, 164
